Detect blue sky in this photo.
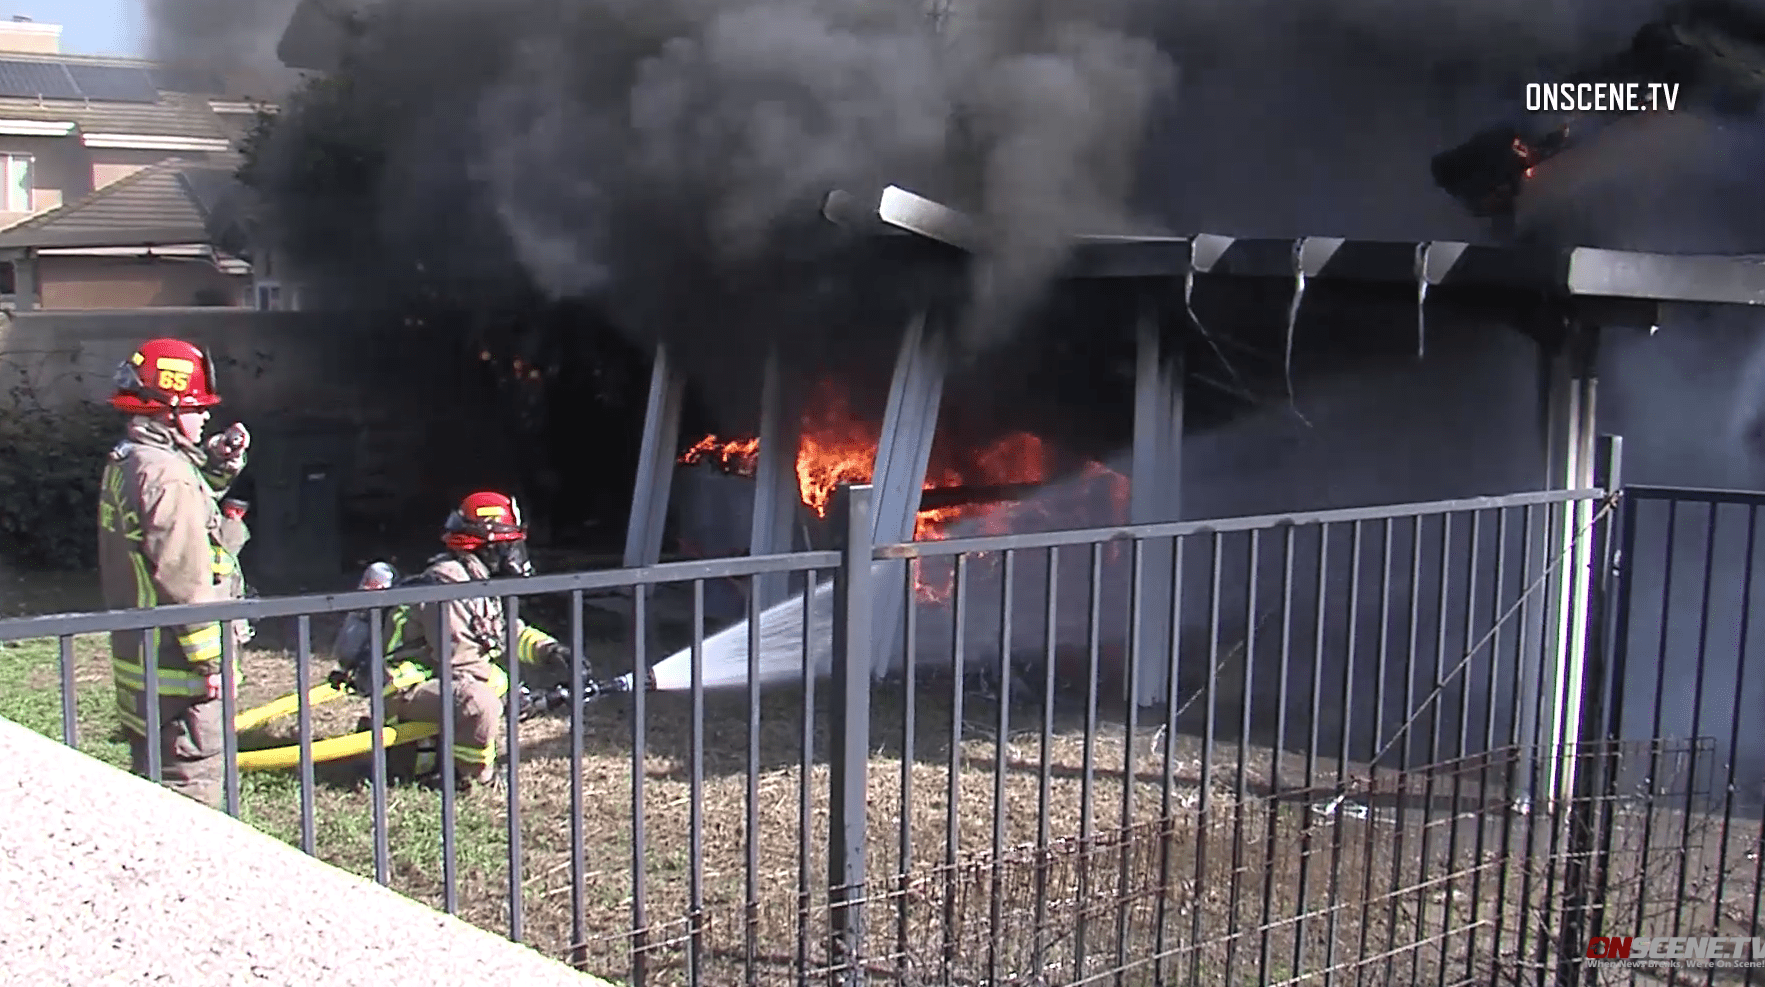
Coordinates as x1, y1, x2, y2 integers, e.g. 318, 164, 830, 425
16, 1, 146, 57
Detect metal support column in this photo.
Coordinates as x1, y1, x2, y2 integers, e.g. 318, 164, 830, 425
623, 343, 685, 569
1557, 434, 1623, 987
750, 345, 803, 608
829, 483, 874, 985
1130, 295, 1185, 707
869, 310, 946, 678
1523, 323, 1600, 807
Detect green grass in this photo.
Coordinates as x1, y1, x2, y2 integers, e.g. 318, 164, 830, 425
0, 635, 520, 934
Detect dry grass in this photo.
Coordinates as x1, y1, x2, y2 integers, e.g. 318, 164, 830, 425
3, 628, 1760, 987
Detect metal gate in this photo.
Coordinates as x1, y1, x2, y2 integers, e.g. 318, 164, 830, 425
1563, 485, 1765, 986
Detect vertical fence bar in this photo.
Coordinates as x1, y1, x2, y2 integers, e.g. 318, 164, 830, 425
631, 583, 651, 987
1557, 467, 1621, 985
1410, 513, 1452, 987
144, 616, 162, 786
746, 575, 762, 987
944, 553, 969, 983
505, 595, 525, 944
1352, 519, 1392, 987
1035, 546, 1060, 982
1295, 521, 1332, 980
1469, 508, 1509, 982
1154, 536, 1184, 984
569, 589, 587, 969
1264, 526, 1298, 987
1591, 487, 1640, 969
689, 581, 705, 983
1381, 515, 1424, 987
1709, 504, 1758, 987
439, 615, 458, 914
368, 604, 389, 885
1632, 499, 1679, 942
1115, 540, 1143, 986
1671, 502, 1721, 942
57, 634, 76, 747
220, 624, 239, 817
1325, 520, 1363, 987
991, 550, 1015, 987
1439, 510, 1480, 987
1076, 543, 1102, 982
797, 570, 817, 987
295, 615, 317, 856
829, 483, 874, 986
1190, 532, 1222, 987
897, 559, 917, 981
1508, 503, 1541, 984
1226, 531, 1259, 987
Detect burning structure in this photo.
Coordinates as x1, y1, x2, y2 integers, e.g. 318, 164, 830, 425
637, 180, 1765, 723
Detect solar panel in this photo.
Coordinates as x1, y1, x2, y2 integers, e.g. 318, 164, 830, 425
0, 59, 80, 99
148, 66, 224, 95
67, 64, 160, 103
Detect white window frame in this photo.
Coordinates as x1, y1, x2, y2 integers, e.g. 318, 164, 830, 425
1, 153, 32, 213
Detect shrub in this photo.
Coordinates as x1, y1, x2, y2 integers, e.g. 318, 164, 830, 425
0, 391, 117, 570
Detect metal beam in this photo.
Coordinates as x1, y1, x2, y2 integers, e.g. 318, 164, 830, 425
622, 343, 684, 569
1130, 297, 1185, 707
749, 345, 803, 608
869, 310, 946, 677
835, 186, 1765, 306
1516, 322, 1600, 808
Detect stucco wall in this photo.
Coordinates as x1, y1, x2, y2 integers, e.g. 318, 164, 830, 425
36, 255, 248, 309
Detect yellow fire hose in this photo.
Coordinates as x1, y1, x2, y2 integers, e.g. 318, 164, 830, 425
232, 662, 440, 773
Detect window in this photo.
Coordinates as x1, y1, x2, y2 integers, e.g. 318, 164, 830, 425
1, 154, 32, 212
255, 282, 281, 310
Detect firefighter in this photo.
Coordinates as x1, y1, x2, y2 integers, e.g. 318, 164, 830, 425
96, 337, 253, 809
379, 491, 573, 792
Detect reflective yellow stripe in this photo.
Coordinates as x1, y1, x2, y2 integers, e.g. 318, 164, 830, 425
177, 624, 223, 664
452, 743, 494, 765
211, 547, 236, 576
487, 663, 508, 699
515, 625, 554, 664
384, 608, 411, 654
115, 706, 147, 735
388, 661, 430, 691
112, 658, 237, 696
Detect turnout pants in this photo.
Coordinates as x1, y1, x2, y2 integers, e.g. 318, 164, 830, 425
127, 696, 225, 809
387, 673, 500, 785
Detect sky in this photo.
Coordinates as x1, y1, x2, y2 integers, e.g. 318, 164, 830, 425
12, 0, 146, 57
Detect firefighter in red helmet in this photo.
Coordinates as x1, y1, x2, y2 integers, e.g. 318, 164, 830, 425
377, 491, 573, 791
96, 337, 254, 809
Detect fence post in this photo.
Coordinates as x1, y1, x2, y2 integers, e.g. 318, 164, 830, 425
1557, 434, 1623, 987
829, 482, 874, 986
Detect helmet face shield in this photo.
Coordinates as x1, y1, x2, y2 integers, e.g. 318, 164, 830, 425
494, 539, 533, 578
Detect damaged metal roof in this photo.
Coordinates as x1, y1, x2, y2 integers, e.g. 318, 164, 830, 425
831, 185, 1765, 309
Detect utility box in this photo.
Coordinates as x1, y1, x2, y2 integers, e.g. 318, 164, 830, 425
243, 423, 355, 593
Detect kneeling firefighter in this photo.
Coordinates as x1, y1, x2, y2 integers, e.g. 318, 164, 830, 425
333, 491, 577, 791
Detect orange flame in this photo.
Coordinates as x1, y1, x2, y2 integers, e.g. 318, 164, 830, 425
677, 378, 1129, 600
679, 435, 760, 474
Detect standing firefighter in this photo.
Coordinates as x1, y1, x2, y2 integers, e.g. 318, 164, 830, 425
97, 337, 253, 808
371, 491, 574, 792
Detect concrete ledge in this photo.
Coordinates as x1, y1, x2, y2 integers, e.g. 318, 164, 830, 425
0, 717, 614, 987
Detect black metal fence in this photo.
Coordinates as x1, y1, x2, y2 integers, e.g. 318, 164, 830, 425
2, 467, 1761, 986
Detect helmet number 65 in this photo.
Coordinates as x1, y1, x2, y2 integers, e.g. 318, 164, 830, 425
157, 369, 190, 392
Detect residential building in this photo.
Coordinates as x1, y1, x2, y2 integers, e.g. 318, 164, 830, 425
0, 16, 283, 310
